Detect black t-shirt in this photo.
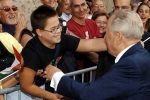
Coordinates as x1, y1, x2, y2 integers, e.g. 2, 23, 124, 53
0, 21, 15, 36
21, 34, 80, 72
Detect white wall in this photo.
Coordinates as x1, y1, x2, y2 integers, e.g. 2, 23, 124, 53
102, 0, 114, 13
16, 0, 42, 30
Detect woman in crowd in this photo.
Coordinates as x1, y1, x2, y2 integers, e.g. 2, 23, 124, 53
137, 2, 150, 53
92, 11, 108, 37
137, 2, 150, 32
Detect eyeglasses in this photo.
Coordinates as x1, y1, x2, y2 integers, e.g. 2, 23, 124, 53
93, 4, 104, 9
42, 23, 62, 34
114, 6, 130, 10
0, 6, 18, 12
96, 21, 107, 25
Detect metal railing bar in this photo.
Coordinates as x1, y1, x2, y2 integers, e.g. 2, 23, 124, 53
65, 66, 97, 77
1, 66, 97, 100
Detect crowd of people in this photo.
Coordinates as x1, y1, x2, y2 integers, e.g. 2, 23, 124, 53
0, 0, 150, 100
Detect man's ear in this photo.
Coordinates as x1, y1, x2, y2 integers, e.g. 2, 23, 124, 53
115, 32, 123, 45
36, 29, 42, 36
113, 6, 115, 11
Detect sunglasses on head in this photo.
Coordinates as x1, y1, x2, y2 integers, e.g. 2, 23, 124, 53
0, 6, 18, 12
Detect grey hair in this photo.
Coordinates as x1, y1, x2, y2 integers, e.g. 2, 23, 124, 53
92, 0, 106, 8
0, 0, 17, 8
110, 10, 144, 40
130, 0, 141, 10
68, 0, 86, 6
130, 0, 139, 7
68, 0, 72, 6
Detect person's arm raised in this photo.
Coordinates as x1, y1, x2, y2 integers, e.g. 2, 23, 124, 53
76, 38, 107, 52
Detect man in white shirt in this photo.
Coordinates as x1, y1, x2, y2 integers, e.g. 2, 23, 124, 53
60, 0, 72, 21
43, 10, 150, 100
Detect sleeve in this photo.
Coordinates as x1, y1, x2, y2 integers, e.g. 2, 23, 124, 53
50, 72, 65, 91
21, 48, 41, 72
20, 29, 34, 38
56, 62, 140, 100
61, 34, 80, 51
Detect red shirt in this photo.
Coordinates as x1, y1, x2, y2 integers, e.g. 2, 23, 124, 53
67, 18, 101, 39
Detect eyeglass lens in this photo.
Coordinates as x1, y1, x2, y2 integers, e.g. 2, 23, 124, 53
1, 6, 18, 12
51, 24, 62, 34
114, 6, 129, 10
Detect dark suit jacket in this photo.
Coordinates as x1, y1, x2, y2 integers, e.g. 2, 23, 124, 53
56, 42, 150, 100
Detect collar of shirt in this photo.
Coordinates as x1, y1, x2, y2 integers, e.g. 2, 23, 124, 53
60, 12, 72, 21
115, 44, 135, 63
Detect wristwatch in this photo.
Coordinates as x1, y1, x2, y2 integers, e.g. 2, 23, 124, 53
14, 74, 19, 81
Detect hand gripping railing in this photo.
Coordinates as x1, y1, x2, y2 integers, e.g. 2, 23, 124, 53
0, 66, 97, 100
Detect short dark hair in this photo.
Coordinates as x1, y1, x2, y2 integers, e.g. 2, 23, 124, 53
92, 11, 108, 20
31, 5, 57, 34
113, 0, 140, 10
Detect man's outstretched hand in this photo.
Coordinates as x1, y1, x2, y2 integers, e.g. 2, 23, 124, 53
43, 65, 62, 80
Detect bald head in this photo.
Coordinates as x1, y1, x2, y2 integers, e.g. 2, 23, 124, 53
91, 0, 106, 13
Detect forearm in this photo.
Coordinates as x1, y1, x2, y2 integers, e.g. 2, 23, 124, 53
0, 95, 4, 100
77, 38, 107, 52
14, 28, 24, 41
91, 38, 107, 52
2, 73, 19, 89
21, 84, 56, 100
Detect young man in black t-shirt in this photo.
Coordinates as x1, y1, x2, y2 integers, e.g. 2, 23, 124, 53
19, 5, 106, 100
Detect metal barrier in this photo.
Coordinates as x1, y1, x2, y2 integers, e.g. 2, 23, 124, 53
0, 66, 97, 100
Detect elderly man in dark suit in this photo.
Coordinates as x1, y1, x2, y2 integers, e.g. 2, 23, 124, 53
43, 10, 150, 100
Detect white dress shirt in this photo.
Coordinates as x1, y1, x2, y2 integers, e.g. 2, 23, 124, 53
50, 72, 64, 91
60, 12, 72, 22
115, 44, 135, 63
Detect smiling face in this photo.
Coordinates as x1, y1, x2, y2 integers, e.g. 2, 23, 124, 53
37, 16, 62, 48
95, 15, 107, 34
62, 0, 71, 15
0, 0, 18, 25
137, 4, 150, 26
92, 0, 106, 14
70, 0, 87, 19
